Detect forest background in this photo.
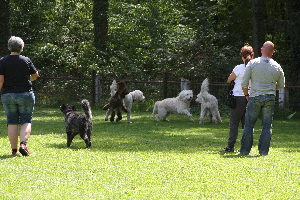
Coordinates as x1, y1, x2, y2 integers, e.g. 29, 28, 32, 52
0, 0, 299, 111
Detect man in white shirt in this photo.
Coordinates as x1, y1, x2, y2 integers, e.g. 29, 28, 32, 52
239, 41, 285, 156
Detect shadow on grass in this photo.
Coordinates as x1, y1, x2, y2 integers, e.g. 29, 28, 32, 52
44, 112, 233, 153
41, 110, 300, 154
220, 153, 262, 158
1, 109, 299, 155
0, 155, 17, 159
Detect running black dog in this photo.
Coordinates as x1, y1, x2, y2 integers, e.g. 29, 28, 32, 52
60, 99, 92, 148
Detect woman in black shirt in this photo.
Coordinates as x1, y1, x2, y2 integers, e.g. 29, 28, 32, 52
0, 36, 39, 156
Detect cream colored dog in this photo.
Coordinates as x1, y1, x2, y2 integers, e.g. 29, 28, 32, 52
195, 78, 222, 124
105, 80, 145, 123
123, 90, 145, 123
152, 90, 194, 121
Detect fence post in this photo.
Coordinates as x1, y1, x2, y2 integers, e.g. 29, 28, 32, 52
284, 87, 289, 109
181, 79, 190, 90
163, 71, 168, 99
278, 87, 289, 109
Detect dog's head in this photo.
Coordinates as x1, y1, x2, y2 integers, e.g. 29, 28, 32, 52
131, 90, 145, 103
117, 81, 127, 90
178, 90, 193, 102
195, 93, 203, 104
196, 91, 216, 103
115, 81, 129, 98
60, 104, 77, 114
120, 88, 130, 98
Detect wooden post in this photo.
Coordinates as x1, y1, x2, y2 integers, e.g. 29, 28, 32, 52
181, 79, 190, 90
278, 87, 289, 109
284, 87, 289, 109
163, 71, 168, 99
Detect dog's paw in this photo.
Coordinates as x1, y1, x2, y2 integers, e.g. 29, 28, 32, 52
116, 118, 122, 122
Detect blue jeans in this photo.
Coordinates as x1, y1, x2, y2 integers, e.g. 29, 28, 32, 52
240, 95, 275, 155
1, 92, 35, 124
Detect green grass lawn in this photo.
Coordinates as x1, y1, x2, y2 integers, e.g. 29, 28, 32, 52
0, 107, 299, 199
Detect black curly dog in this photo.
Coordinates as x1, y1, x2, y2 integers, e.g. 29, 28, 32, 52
103, 81, 129, 122
60, 99, 92, 148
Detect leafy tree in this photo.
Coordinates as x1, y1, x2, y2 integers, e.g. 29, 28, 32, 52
4, 0, 300, 86
93, 0, 109, 66
285, 0, 300, 85
177, 0, 253, 80
9, 0, 97, 77
251, 0, 265, 57
106, 1, 194, 78
0, 0, 10, 57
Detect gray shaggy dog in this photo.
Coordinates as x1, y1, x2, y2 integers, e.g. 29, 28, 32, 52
60, 99, 93, 148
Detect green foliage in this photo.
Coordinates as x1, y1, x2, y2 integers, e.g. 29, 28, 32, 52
5, 0, 299, 78
0, 0, 10, 57
108, 1, 194, 76
4, 0, 300, 110
26, 42, 98, 74
0, 109, 299, 199
9, 0, 95, 77
6, 0, 295, 81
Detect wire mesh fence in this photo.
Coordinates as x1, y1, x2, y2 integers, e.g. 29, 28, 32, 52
32, 69, 299, 119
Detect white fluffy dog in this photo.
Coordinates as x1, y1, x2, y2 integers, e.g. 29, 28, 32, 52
152, 90, 194, 122
105, 80, 145, 123
195, 78, 222, 124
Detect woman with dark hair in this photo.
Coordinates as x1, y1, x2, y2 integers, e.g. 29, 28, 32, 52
220, 45, 254, 152
0, 36, 39, 156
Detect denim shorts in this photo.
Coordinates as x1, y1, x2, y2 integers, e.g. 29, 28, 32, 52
1, 92, 35, 124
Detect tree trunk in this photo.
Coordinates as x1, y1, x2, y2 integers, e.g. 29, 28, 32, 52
92, 0, 108, 53
286, 0, 300, 84
0, 0, 10, 57
252, 0, 265, 57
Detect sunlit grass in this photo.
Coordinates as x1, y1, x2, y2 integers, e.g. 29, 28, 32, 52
0, 107, 299, 199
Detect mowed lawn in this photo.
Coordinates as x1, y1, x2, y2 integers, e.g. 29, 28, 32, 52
0, 107, 299, 199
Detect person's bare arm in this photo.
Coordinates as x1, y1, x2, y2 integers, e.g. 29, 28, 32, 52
242, 87, 249, 100
30, 71, 39, 81
227, 72, 236, 84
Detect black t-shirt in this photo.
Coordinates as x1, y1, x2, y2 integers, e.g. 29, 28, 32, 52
0, 55, 38, 93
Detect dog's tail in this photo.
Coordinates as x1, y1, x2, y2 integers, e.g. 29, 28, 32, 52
151, 101, 160, 116
81, 99, 92, 120
201, 78, 209, 93
103, 103, 110, 110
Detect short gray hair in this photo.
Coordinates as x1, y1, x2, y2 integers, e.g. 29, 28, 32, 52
8, 36, 24, 52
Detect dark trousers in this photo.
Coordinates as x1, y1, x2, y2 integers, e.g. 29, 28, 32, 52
227, 96, 247, 148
